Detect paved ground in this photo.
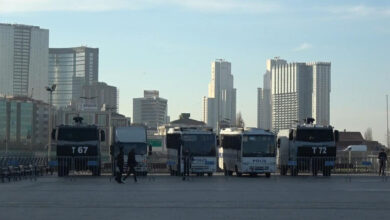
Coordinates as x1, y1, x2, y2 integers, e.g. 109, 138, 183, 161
0, 174, 389, 220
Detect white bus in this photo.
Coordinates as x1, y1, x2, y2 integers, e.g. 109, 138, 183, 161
111, 126, 151, 176
166, 127, 217, 176
219, 128, 276, 177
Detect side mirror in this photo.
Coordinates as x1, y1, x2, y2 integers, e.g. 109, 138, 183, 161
100, 130, 106, 142
334, 130, 339, 142
148, 144, 152, 156
51, 129, 56, 140
277, 139, 281, 148
289, 130, 294, 141
216, 136, 220, 146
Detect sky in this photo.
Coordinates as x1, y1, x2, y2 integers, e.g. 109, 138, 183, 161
0, 0, 389, 144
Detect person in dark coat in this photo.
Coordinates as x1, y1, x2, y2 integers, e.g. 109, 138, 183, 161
115, 147, 124, 183
182, 149, 192, 180
124, 149, 137, 182
378, 149, 388, 176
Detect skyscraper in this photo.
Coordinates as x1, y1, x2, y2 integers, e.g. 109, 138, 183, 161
133, 90, 168, 129
0, 23, 49, 102
49, 47, 99, 108
310, 62, 331, 126
203, 59, 236, 130
257, 58, 331, 133
257, 57, 287, 130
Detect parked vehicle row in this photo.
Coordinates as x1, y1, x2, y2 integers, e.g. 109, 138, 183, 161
50, 117, 339, 177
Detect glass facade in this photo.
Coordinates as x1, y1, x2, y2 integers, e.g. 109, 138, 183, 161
20, 102, 33, 143
49, 47, 98, 109
9, 102, 17, 142
0, 98, 49, 151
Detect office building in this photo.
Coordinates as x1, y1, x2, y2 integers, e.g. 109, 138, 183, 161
81, 82, 118, 112
49, 46, 99, 108
0, 23, 49, 102
203, 59, 236, 130
133, 90, 168, 129
0, 96, 49, 151
257, 58, 331, 133
257, 57, 287, 130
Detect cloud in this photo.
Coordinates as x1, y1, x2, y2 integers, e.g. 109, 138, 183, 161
0, 0, 280, 13
294, 43, 312, 51
325, 4, 390, 19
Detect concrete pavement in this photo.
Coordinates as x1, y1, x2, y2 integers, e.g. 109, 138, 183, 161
0, 175, 389, 220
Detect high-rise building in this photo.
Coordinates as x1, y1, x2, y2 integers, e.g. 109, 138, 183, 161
0, 23, 49, 102
133, 90, 168, 129
257, 58, 331, 133
310, 63, 331, 126
203, 59, 236, 130
258, 57, 287, 130
81, 82, 118, 112
49, 47, 99, 108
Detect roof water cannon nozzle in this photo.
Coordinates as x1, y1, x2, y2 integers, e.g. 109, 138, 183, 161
73, 116, 84, 125
304, 117, 315, 124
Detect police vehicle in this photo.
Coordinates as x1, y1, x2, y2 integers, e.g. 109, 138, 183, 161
277, 118, 339, 176
52, 116, 105, 176
219, 127, 276, 177
110, 126, 151, 176
166, 127, 217, 176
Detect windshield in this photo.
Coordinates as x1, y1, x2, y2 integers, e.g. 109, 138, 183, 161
242, 135, 275, 157
118, 143, 147, 155
295, 129, 334, 142
182, 134, 216, 156
58, 128, 98, 142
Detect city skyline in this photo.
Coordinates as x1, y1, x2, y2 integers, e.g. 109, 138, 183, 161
0, 0, 389, 144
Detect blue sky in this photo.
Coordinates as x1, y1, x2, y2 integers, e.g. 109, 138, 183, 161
1, 0, 389, 144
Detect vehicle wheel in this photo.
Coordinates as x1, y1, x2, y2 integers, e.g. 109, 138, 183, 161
312, 169, 318, 176
92, 166, 101, 176
290, 167, 298, 176
250, 173, 257, 177
223, 164, 228, 176
207, 173, 213, 177
58, 166, 64, 177
227, 170, 233, 176
280, 165, 287, 176
265, 172, 271, 178
235, 166, 242, 177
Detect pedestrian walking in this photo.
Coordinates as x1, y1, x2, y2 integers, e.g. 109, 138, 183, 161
124, 149, 137, 182
378, 149, 388, 176
182, 149, 192, 180
115, 147, 124, 183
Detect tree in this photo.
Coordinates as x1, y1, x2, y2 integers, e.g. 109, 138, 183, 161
236, 112, 245, 128
364, 127, 373, 141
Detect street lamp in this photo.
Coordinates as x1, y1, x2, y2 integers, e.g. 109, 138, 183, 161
46, 84, 56, 161
105, 105, 117, 153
